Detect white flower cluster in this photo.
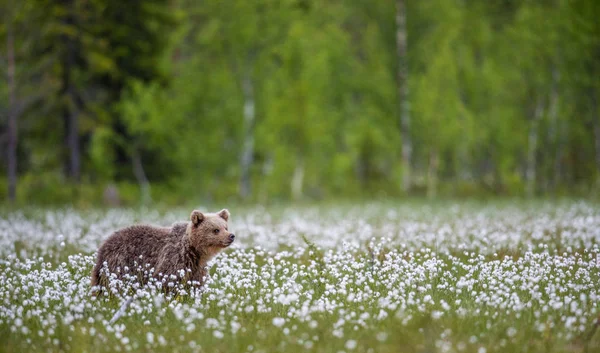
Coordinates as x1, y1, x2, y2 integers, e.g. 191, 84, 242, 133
0, 202, 599, 352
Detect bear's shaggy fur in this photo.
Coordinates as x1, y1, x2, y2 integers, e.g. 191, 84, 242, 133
91, 209, 234, 289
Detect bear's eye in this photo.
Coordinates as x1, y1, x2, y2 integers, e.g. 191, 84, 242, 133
213, 229, 220, 234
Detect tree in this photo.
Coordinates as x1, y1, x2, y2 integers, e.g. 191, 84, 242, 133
61, 0, 82, 181
189, 0, 290, 200
87, 0, 179, 197
6, 22, 16, 202
0, 1, 50, 202
395, 0, 412, 193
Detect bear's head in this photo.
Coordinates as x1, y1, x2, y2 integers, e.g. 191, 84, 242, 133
188, 209, 235, 253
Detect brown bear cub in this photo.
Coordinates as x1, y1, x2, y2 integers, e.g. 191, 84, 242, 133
91, 209, 234, 291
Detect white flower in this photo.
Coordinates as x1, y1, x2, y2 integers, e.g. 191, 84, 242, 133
345, 340, 357, 350
272, 317, 285, 327
377, 332, 388, 342
158, 335, 166, 346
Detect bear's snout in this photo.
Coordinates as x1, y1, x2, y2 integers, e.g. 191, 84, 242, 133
229, 234, 235, 242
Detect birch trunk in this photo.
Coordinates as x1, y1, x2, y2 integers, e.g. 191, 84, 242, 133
426, 149, 439, 199
591, 90, 600, 185
396, 0, 412, 193
7, 25, 17, 203
553, 117, 566, 189
547, 67, 560, 191
239, 74, 255, 199
258, 154, 273, 204
62, 1, 80, 182
526, 99, 544, 197
291, 155, 304, 200
457, 91, 470, 182
457, 131, 470, 182
66, 96, 80, 182
132, 148, 151, 205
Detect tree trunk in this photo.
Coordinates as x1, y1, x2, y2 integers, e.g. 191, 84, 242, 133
396, 0, 412, 193
239, 74, 255, 200
547, 67, 560, 191
457, 118, 470, 182
291, 155, 304, 200
7, 25, 17, 203
426, 149, 439, 199
554, 116, 566, 190
62, 1, 80, 182
526, 99, 544, 198
591, 90, 600, 185
258, 154, 274, 204
457, 90, 471, 182
66, 95, 80, 182
132, 148, 151, 205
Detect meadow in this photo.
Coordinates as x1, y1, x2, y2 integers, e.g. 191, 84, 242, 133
1, 200, 599, 353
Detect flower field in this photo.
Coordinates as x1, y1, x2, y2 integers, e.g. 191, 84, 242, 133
1, 201, 599, 352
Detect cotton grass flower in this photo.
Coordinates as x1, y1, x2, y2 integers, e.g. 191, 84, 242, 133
272, 317, 285, 327
0, 203, 599, 352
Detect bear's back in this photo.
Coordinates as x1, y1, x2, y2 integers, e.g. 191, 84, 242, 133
99, 224, 175, 268
170, 222, 188, 238
92, 222, 189, 287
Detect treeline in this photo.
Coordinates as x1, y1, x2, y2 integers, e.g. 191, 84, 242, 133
1, 0, 599, 205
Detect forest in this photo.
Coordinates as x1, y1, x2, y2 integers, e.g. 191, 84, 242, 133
1, 0, 599, 205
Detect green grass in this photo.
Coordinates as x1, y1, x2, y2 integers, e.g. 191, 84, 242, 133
1, 201, 599, 352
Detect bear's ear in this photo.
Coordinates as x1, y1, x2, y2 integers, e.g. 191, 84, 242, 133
190, 210, 204, 226
218, 209, 230, 221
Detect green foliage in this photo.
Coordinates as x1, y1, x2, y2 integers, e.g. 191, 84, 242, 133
1, 0, 600, 205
